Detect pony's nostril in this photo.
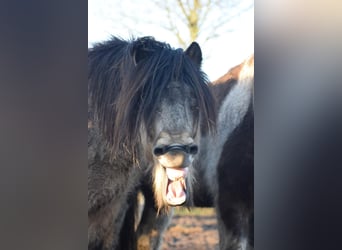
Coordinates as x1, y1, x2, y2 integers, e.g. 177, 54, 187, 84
153, 146, 166, 156
189, 145, 198, 155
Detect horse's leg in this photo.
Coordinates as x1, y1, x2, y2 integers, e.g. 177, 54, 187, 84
88, 196, 129, 250
88, 154, 141, 249
216, 160, 253, 250
216, 197, 252, 250
247, 212, 254, 250
116, 189, 138, 250
217, 182, 253, 250
216, 159, 253, 249
136, 183, 173, 250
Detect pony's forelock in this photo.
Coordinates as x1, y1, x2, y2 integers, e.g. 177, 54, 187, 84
88, 37, 216, 161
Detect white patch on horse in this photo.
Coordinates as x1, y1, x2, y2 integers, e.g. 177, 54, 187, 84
239, 236, 248, 250
205, 57, 254, 195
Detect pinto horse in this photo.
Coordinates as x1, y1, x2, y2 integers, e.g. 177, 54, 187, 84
201, 54, 254, 250
88, 36, 216, 250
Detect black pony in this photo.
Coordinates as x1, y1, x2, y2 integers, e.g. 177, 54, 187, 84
88, 36, 216, 249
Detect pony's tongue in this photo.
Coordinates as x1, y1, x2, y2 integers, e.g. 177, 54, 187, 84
165, 168, 188, 206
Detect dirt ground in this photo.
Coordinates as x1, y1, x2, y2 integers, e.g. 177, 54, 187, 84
161, 208, 219, 250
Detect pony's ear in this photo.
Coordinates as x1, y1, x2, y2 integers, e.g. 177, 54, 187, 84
185, 42, 202, 67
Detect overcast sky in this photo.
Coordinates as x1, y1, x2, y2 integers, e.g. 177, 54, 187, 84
88, 0, 254, 81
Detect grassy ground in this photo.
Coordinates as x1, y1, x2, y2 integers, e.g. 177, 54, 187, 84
174, 207, 216, 216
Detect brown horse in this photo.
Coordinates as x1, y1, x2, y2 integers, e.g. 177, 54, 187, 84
88, 36, 216, 250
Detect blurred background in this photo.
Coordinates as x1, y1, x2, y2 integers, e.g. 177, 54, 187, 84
2, 0, 342, 249
88, 0, 254, 81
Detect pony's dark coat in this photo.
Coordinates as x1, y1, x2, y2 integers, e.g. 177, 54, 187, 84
216, 104, 254, 248
88, 36, 216, 250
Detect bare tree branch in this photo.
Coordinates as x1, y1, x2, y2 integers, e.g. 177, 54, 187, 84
177, 0, 189, 23
165, 3, 187, 47
198, 0, 213, 29
109, 0, 253, 48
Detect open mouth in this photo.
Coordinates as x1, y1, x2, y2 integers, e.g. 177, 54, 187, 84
165, 167, 188, 206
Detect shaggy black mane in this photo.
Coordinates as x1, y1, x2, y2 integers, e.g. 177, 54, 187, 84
88, 36, 215, 159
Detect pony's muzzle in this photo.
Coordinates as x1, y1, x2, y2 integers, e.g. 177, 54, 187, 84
153, 144, 198, 156
153, 144, 198, 168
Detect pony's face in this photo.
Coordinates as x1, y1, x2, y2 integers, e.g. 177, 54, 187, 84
130, 40, 215, 213
146, 80, 201, 211
88, 37, 216, 212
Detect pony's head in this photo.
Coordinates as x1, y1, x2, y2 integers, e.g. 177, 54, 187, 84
88, 37, 216, 212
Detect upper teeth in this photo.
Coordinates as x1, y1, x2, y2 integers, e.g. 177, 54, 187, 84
165, 167, 188, 181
